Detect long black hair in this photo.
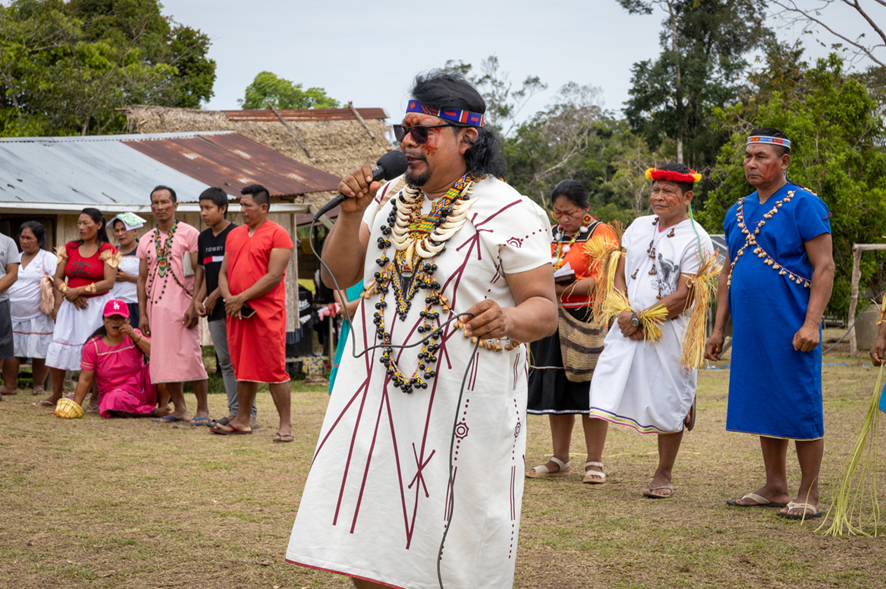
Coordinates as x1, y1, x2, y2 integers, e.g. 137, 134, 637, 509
86, 325, 108, 343
19, 221, 47, 250
410, 71, 507, 179
77, 207, 111, 246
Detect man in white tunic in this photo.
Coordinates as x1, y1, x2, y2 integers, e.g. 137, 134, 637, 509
584, 163, 713, 498
286, 72, 558, 589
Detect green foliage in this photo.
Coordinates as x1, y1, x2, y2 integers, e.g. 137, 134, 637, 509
0, 0, 216, 137
700, 54, 886, 317
441, 56, 547, 135
620, 0, 771, 203
169, 25, 216, 109
238, 71, 339, 110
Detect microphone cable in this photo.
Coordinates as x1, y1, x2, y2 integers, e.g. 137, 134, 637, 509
308, 215, 482, 589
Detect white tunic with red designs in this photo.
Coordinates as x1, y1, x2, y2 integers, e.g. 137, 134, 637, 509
286, 176, 551, 589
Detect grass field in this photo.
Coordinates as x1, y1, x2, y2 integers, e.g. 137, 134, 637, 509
1, 331, 885, 589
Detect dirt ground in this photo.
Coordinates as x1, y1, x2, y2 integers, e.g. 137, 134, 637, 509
1, 336, 885, 588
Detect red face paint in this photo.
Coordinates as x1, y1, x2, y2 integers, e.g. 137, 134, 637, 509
744, 144, 785, 186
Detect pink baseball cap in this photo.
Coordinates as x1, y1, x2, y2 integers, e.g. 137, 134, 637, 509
103, 299, 130, 318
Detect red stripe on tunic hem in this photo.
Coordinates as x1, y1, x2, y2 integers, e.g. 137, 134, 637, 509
284, 558, 405, 589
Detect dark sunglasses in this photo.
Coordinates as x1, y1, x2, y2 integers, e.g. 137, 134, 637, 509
392, 124, 454, 144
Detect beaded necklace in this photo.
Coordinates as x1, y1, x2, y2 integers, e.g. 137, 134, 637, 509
728, 190, 810, 290
154, 219, 178, 278
552, 214, 593, 271
364, 174, 477, 394
628, 216, 679, 299
145, 220, 193, 303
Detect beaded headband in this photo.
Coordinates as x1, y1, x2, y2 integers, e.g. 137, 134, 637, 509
645, 168, 702, 183
406, 100, 485, 127
747, 135, 791, 149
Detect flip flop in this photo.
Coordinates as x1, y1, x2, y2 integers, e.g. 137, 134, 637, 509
643, 483, 674, 499
685, 398, 696, 431
776, 501, 823, 520
190, 416, 212, 427
32, 400, 56, 408
273, 432, 294, 443
727, 493, 788, 508
210, 423, 252, 435
151, 415, 183, 423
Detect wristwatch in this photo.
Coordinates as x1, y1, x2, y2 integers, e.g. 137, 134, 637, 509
630, 311, 640, 328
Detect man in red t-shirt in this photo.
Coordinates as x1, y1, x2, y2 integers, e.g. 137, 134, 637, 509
210, 184, 294, 442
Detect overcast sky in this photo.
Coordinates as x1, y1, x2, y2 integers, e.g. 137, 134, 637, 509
29, 0, 886, 125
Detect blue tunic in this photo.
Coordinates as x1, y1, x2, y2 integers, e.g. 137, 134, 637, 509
724, 183, 831, 440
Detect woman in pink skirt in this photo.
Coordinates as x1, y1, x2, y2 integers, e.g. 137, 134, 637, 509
69, 299, 156, 418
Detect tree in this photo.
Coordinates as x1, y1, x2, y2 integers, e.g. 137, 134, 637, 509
769, 0, 886, 69
66, 0, 216, 109
238, 71, 339, 110
619, 0, 771, 177
700, 54, 886, 317
442, 56, 546, 135
0, 0, 216, 136
504, 82, 605, 205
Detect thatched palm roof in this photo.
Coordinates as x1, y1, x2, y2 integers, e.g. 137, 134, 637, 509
123, 105, 395, 209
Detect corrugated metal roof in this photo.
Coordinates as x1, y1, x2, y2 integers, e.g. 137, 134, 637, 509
124, 133, 340, 197
0, 132, 340, 211
223, 107, 387, 122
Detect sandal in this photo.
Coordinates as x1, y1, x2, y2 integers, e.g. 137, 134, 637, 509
726, 492, 787, 508
643, 482, 674, 499
583, 461, 606, 484
32, 387, 46, 397
526, 457, 570, 479
776, 501, 823, 520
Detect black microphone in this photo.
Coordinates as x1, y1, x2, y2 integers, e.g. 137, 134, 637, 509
313, 150, 409, 220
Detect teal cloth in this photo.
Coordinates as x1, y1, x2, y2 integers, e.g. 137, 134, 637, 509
328, 283, 365, 393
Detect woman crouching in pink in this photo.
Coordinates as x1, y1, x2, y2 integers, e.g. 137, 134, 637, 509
67, 299, 156, 418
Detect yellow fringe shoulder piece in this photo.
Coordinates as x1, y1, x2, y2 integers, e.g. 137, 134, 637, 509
584, 220, 625, 324
55, 245, 68, 260
820, 295, 886, 536
679, 251, 723, 371
99, 250, 123, 269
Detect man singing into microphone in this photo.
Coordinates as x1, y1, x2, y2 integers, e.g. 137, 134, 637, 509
286, 71, 558, 589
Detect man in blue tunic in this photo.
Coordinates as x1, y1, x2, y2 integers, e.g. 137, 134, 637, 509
705, 128, 835, 520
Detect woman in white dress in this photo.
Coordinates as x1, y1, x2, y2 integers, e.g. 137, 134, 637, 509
2, 222, 60, 396
38, 208, 119, 408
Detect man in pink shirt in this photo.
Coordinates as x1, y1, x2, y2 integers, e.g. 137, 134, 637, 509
137, 185, 210, 425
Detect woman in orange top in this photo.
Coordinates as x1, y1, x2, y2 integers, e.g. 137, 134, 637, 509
39, 208, 119, 408
527, 180, 616, 483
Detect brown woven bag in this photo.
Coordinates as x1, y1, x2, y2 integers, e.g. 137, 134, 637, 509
558, 306, 606, 382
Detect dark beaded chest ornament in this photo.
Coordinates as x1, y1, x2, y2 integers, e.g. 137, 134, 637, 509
362, 174, 476, 393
